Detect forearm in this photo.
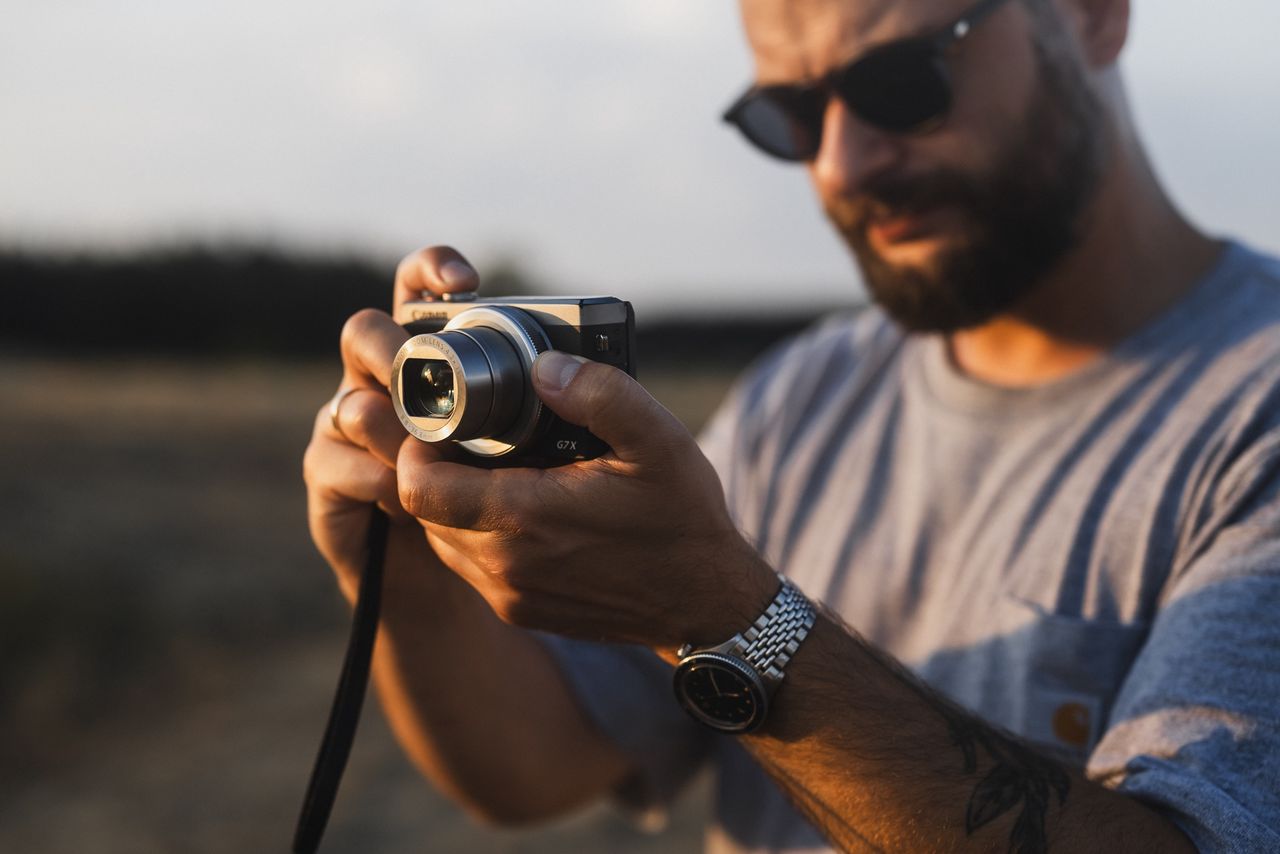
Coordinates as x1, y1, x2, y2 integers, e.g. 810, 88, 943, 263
739, 612, 1195, 853
369, 528, 632, 825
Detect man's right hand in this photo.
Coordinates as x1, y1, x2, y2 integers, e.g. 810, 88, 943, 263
300, 245, 633, 825
303, 246, 480, 604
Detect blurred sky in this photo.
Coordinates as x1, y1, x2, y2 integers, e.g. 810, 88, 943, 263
3, 1, 1278, 316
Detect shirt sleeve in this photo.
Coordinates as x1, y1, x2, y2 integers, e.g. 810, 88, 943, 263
1087, 440, 1280, 851
536, 635, 711, 825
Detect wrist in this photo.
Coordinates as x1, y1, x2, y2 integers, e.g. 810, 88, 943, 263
659, 535, 779, 662
671, 572, 817, 734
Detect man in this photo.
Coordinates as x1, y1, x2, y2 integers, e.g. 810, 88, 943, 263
304, 0, 1280, 850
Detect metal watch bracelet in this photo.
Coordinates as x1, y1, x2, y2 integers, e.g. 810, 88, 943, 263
736, 576, 817, 687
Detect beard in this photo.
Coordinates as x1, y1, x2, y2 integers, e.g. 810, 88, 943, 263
826, 37, 1108, 333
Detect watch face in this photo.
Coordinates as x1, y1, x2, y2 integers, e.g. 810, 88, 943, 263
673, 653, 768, 733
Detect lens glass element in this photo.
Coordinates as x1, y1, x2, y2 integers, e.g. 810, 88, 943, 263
417, 360, 456, 417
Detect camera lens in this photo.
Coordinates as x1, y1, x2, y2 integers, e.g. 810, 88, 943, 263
391, 306, 555, 457
398, 331, 522, 438
417, 361, 455, 417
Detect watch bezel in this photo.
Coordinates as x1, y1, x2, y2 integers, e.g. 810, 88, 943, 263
672, 651, 770, 733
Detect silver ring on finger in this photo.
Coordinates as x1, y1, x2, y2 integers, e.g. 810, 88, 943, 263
329, 386, 367, 443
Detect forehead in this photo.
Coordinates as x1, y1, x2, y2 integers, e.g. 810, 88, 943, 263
739, 0, 968, 82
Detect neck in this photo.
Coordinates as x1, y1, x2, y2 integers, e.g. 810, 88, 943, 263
947, 136, 1222, 388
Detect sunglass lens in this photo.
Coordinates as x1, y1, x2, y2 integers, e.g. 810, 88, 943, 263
728, 86, 825, 162
841, 40, 951, 133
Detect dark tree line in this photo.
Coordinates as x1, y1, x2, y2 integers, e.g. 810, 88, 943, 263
3, 246, 397, 357
1, 245, 822, 366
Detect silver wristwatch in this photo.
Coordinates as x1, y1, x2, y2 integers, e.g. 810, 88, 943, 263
672, 576, 817, 733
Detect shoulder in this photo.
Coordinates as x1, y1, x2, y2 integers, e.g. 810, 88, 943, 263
1199, 241, 1280, 341
1184, 243, 1280, 421
1227, 240, 1280, 286
1132, 243, 1280, 584
1122, 242, 1280, 429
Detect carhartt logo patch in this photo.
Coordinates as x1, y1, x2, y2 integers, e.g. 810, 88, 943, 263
1026, 686, 1101, 760
1052, 702, 1092, 748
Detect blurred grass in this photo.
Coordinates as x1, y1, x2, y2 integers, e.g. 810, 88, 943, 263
0, 356, 738, 853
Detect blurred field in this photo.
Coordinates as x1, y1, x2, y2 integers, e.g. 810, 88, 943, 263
0, 356, 739, 853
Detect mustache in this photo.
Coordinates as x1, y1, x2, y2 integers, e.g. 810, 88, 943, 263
825, 169, 986, 234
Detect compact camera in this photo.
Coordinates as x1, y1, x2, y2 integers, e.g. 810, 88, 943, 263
390, 293, 636, 462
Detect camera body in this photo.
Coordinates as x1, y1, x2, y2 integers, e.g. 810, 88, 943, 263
390, 294, 635, 463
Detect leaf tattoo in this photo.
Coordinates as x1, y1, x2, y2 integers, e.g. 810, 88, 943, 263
967, 765, 1025, 829
943, 705, 1071, 853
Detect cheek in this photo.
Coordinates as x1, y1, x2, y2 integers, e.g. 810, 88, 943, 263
941, 17, 1043, 167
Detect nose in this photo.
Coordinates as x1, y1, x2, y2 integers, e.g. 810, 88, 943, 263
808, 97, 903, 199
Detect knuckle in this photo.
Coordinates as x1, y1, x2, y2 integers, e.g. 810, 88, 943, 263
302, 442, 320, 487
395, 249, 429, 283
397, 246, 457, 279
398, 478, 426, 517
478, 546, 514, 579
595, 360, 627, 390
344, 395, 376, 440
531, 471, 571, 510
426, 244, 459, 261
495, 497, 530, 533
394, 252, 418, 279
490, 596, 518, 626
312, 403, 332, 435
585, 362, 627, 406
499, 554, 530, 587
340, 307, 385, 350
490, 587, 535, 628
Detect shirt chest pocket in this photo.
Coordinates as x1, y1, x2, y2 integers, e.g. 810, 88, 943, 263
999, 600, 1150, 763
915, 595, 1151, 766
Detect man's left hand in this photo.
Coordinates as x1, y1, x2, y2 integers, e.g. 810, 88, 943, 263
396, 350, 778, 653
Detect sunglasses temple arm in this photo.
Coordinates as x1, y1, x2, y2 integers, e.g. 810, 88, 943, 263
937, 0, 1016, 47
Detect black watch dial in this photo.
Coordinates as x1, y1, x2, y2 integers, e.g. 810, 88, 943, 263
673, 652, 768, 733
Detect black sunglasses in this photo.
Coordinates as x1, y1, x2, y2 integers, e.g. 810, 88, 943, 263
723, 0, 1014, 162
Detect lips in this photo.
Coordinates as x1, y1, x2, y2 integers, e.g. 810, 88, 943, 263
867, 208, 943, 245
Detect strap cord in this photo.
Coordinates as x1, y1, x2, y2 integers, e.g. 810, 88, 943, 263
293, 505, 390, 853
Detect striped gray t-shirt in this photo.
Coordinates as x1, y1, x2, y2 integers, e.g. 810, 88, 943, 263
545, 241, 1280, 852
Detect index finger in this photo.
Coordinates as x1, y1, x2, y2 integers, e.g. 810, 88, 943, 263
340, 307, 410, 391
393, 245, 480, 314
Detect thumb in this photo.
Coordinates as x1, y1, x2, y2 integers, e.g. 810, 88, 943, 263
532, 351, 688, 464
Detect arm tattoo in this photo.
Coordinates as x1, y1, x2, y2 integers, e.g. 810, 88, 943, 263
748, 610, 1073, 853
940, 703, 1071, 854
853, 612, 1074, 853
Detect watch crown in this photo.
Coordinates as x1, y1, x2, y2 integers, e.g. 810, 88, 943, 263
676, 643, 694, 659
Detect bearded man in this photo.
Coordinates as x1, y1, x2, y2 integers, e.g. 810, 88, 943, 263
304, 0, 1280, 850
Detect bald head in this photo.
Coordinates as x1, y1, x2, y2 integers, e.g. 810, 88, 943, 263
735, 0, 1129, 95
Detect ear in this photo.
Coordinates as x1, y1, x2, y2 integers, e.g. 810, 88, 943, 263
1055, 0, 1130, 68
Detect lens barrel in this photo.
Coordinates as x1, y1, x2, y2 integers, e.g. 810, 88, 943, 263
390, 306, 552, 457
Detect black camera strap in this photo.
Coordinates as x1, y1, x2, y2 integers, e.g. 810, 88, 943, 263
293, 505, 390, 854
